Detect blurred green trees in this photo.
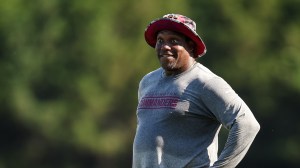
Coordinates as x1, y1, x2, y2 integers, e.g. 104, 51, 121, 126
0, 0, 299, 167
189, 0, 300, 167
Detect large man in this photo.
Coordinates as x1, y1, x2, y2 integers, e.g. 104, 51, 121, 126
133, 14, 260, 168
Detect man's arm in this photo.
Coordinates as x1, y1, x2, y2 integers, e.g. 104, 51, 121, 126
202, 77, 260, 167
212, 106, 260, 167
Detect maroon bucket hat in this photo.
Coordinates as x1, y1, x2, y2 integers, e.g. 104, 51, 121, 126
144, 14, 207, 58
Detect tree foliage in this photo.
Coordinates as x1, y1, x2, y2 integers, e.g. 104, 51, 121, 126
0, 0, 299, 167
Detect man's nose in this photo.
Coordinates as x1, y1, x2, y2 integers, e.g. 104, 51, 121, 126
159, 42, 171, 50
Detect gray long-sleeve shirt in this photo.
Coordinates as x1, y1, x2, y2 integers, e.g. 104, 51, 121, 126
133, 63, 260, 168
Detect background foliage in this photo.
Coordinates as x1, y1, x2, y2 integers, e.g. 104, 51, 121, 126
0, 0, 299, 167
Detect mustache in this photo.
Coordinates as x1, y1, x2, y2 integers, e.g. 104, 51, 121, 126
158, 52, 174, 56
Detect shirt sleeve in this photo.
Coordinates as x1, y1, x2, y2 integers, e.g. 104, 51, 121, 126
201, 77, 260, 168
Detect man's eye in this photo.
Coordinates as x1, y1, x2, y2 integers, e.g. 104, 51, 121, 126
157, 39, 163, 43
171, 39, 179, 44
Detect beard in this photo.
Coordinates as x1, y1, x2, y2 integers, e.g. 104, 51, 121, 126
159, 56, 179, 71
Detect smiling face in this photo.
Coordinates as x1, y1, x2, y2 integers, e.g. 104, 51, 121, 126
155, 30, 195, 76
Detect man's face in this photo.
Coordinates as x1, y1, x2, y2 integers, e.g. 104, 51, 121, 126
155, 30, 194, 76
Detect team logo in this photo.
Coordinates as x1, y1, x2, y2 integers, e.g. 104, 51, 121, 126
138, 96, 179, 109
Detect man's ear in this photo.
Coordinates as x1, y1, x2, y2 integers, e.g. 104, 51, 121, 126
188, 40, 196, 54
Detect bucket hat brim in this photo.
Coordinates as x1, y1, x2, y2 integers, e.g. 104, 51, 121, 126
144, 18, 206, 57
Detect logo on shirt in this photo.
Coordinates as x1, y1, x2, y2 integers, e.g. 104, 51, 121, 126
138, 96, 180, 109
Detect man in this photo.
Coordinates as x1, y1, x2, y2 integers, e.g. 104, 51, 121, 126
133, 14, 260, 168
